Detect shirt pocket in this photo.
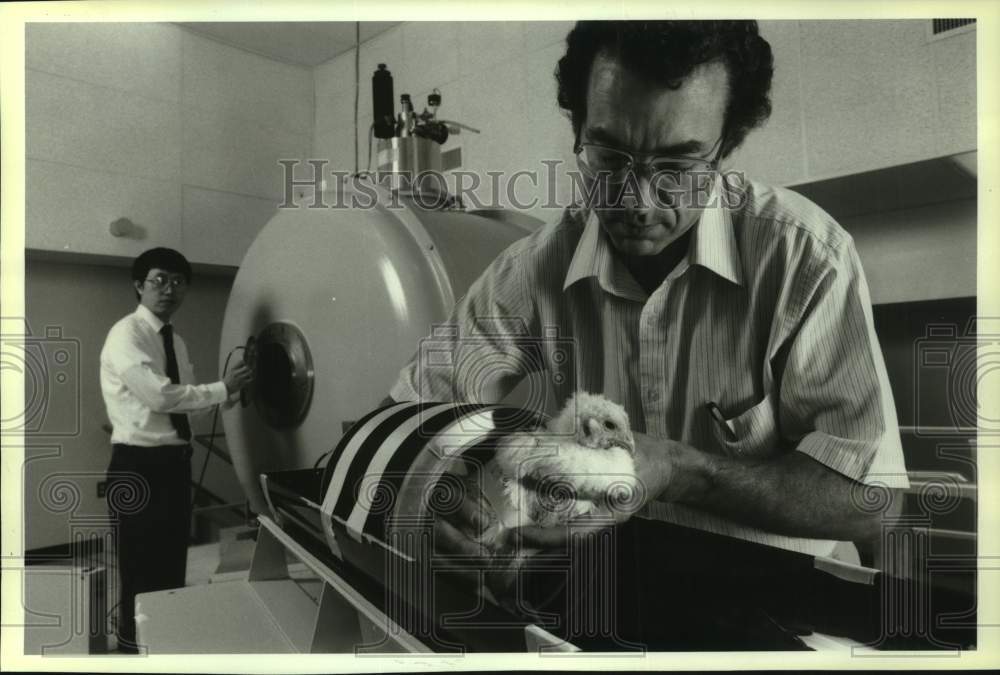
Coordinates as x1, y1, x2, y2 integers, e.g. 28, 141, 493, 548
711, 393, 780, 459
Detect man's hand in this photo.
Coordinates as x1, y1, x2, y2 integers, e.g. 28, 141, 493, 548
428, 458, 505, 589
511, 430, 678, 548
429, 458, 497, 554
425, 438, 683, 608
224, 362, 254, 395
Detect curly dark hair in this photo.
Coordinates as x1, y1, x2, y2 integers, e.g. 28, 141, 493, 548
556, 20, 774, 158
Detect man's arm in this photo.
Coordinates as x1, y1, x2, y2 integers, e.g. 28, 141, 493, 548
623, 237, 906, 545
181, 348, 250, 418
642, 437, 899, 543
111, 338, 251, 414
511, 435, 901, 552
118, 363, 227, 414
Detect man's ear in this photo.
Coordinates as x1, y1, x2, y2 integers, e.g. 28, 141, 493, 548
133, 280, 144, 295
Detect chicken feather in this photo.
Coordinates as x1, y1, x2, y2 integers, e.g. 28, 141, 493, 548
479, 392, 639, 556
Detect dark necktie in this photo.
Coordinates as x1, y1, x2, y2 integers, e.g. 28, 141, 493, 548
160, 324, 192, 442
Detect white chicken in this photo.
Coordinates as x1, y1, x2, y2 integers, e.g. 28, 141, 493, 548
481, 391, 639, 538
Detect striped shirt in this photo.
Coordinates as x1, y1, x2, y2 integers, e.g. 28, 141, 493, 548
391, 174, 908, 556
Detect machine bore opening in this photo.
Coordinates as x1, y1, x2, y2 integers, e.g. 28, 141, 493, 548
253, 321, 314, 429
258, 343, 293, 409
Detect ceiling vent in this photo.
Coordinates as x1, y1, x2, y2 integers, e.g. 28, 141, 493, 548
929, 19, 976, 40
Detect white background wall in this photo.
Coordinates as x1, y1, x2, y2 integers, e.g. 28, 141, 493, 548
23, 22, 314, 550
26, 22, 313, 266
312, 20, 977, 304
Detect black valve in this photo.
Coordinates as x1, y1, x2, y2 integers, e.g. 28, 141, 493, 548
414, 121, 449, 145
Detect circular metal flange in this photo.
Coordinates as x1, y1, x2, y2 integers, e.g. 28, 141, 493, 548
253, 321, 314, 429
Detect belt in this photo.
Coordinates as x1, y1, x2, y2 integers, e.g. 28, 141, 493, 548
112, 443, 193, 460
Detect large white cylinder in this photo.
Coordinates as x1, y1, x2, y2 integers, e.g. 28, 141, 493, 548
219, 187, 537, 511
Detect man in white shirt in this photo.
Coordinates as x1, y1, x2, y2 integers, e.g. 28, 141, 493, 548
100, 247, 252, 653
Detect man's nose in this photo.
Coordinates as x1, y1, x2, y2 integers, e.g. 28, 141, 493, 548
620, 173, 660, 220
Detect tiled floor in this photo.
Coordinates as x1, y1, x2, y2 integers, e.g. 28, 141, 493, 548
32, 535, 258, 655
185, 542, 223, 586
105, 542, 225, 653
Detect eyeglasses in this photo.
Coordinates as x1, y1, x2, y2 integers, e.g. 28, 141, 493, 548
574, 133, 725, 207
143, 274, 188, 291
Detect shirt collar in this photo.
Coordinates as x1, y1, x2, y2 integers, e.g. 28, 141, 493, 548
688, 175, 744, 287
135, 303, 167, 333
563, 208, 646, 301
563, 207, 603, 291
562, 176, 744, 295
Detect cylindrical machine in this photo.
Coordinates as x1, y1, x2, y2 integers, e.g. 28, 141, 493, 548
376, 135, 444, 176
220, 183, 539, 514
319, 401, 521, 551
314, 399, 566, 628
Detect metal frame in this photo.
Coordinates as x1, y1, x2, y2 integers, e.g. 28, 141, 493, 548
251, 515, 432, 653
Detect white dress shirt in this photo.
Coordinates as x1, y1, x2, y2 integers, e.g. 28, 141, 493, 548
100, 304, 229, 446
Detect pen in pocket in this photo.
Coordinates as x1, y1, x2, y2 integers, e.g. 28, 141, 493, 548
707, 401, 737, 441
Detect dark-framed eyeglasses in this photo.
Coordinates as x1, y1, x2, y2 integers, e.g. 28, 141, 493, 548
572, 132, 726, 208
143, 273, 188, 290
574, 132, 726, 183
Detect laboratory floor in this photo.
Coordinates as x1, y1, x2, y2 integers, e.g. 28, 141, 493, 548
23, 527, 257, 657
107, 533, 256, 654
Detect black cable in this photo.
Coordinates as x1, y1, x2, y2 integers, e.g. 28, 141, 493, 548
353, 124, 376, 182
192, 407, 221, 510
353, 21, 360, 176
190, 345, 244, 511
366, 122, 374, 175
106, 600, 121, 625
312, 445, 336, 470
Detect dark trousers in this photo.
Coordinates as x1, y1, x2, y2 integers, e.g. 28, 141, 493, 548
106, 443, 192, 650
